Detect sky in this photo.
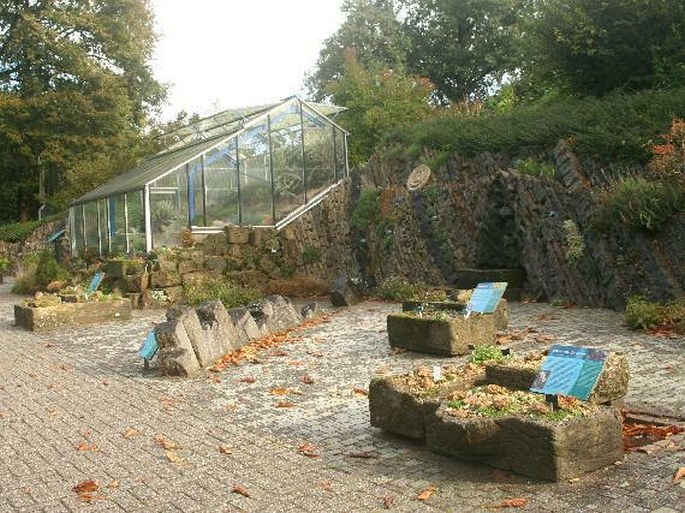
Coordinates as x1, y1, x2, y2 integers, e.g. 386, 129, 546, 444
151, 0, 346, 121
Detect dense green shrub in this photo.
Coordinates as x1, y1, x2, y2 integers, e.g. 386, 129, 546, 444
595, 177, 685, 232
350, 187, 380, 232
11, 250, 69, 294
375, 276, 447, 302
388, 88, 685, 164
0, 213, 65, 243
625, 296, 685, 333
184, 281, 260, 309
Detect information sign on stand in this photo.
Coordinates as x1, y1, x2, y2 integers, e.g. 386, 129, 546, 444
86, 271, 105, 294
139, 330, 159, 369
465, 282, 508, 315
530, 345, 608, 401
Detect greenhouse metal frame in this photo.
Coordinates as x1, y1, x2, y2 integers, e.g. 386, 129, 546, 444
69, 97, 349, 256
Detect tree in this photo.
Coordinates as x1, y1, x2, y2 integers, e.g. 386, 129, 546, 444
0, 0, 165, 222
400, 0, 523, 104
306, 0, 409, 101
520, 0, 685, 96
328, 49, 434, 163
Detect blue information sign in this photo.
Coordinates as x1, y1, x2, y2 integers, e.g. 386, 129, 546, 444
466, 282, 508, 314
139, 330, 159, 361
86, 271, 105, 294
530, 345, 608, 400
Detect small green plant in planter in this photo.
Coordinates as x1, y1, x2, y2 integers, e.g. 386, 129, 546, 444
625, 295, 685, 333
471, 345, 508, 365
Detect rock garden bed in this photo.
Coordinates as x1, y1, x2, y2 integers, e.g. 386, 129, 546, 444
14, 292, 131, 331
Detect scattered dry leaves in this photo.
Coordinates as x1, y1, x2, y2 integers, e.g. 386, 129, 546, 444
44, 342, 56, 348
297, 443, 320, 458
623, 422, 684, 451
123, 427, 140, 439
486, 497, 529, 509
352, 387, 368, 397
232, 484, 251, 498
319, 480, 333, 491
380, 494, 394, 509
269, 387, 291, 396
300, 375, 315, 385
673, 467, 685, 484
209, 374, 221, 383
218, 445, 232, 454
270, 349, 290, 357
287, 360, 304, 366
416, 485, 437, 501
389, 347, 407, 355
107, 480, 120, 489
165, 449, 184, 463
239, 375, 256, 384
154, 434, 180, 450
76, 443, 99, 452
307, 349, 325, 358
275, 400, 296, 408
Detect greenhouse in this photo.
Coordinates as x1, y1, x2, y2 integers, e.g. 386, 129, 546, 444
69, 97, 349, 256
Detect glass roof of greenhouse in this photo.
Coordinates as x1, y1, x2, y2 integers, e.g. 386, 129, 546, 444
71, 98, 346, 206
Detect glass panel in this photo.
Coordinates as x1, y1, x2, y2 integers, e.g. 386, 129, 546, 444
71, 206, 84, 256
150, 166, 188, 249
303, 104, 335, 201
83, 201, 100, 256
335, 128, 347, 180
108, 195, 127, 254
238, 119, 272, 225
126, 191, 146, 254
270, 101, 305, 221
98, 199, 109, 254
187, 157, 204, 226
205, 138, 239, 227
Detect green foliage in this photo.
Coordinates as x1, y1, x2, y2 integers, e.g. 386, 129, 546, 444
12, 250, 68, 294
520, 0, 685, 96
183, 281, 260, 309
389, 88, 685, 164
306, 0, 409, 101
0, 0, 165, 222
350, 187, 381, 232
625, 296, 685, 333
0, 213, 66, 243
376, 276, 421, 301
563, 220, 586, 265
514, 158, 556, 179
302, 245, 322, 265
0, 257, 11, 275
596, 177, 685, 232
328, 50, 435, 163
470, 345, 506, 365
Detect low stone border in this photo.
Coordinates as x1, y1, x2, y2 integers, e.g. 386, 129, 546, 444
152, 295, 313, 376
14, 298, 132, 332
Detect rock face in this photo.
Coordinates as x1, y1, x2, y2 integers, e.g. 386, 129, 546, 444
386, 313, 497, 356
154, 319, 202, 377
195, 301, 239, 353
354, 144, 685, 310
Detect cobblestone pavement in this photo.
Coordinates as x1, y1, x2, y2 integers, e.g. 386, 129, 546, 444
0, 280, 683, 512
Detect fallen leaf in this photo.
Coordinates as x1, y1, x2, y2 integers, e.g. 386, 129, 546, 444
346, 451, 378, 459
165, 449, 184, 463
239, 375, 256, 384
300, 375, 315, 385
218, 445, 232, 454
270, 349, 290, 357
380, 494, 394, 509
307, 350, 324, 357
673, 467, 685, 484
568, 477, 581, 484
389, 347, 407, 355
154, 434, 179, 450
269, 387, 290, 396
416, 485, 437, 501
287, 360, 304, 366
352, 387, 368, 397
232, 484, 251, 498
123, 427, 139, 439
107, 480, 120, 489
101, 379, 110, 386
73, 480, 99, 502
275, 400, 296, 408
486, 497, 529, 509
319, 480, 333, 491
297, 443, 320, 458
44, 342, 56, 348
209, 374, 221, 383
76, 443, 99, 452
81, 429, 92, 438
